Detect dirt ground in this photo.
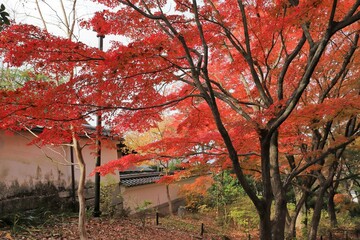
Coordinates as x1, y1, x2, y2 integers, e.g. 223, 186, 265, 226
1, 214, 358, 240
0, 214, 250, 240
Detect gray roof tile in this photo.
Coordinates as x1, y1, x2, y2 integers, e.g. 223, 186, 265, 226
119, 172, 162, 187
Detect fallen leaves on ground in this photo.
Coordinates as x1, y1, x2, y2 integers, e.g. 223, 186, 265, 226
1, 214, 249, 240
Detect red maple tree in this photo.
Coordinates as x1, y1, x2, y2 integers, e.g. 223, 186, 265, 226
1, 0, 359, 239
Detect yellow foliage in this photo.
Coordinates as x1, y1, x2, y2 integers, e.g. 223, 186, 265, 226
180, 175, 214, 196
124, 118, 175, 152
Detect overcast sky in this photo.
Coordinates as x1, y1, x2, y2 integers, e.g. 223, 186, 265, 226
2, 0, 116, 50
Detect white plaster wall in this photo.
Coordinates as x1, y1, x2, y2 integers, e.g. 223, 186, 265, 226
0, 131, 71, 187
0, 130, 119, 189
121, 177, 195, 213
77, 138, 119, 184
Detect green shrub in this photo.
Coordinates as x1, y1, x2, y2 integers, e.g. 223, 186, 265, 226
135, 200, 153, 227
207, 171, 243, 209
183, 192, 207, 212
228, 197, 259, 233
100, 177, 123, 217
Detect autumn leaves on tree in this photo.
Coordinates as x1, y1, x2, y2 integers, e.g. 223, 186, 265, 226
0, 0, 359, 240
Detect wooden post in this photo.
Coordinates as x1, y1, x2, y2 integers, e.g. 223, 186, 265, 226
156, 212, 159, 225
248, 234, 251, 240
200, 223, 204, 236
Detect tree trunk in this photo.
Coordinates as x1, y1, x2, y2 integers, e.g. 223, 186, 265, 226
258, 202, 273, 240
259, 132, 275, 240
309, 157, 339, 240
269, 131, 286, 240
328, 157, 342, 228
328, 187, 337, 227
72, 135, 87, 240
308, 171, 336, 240
272, 197, 287, 240
308, 186, 327, 240
287, 190, 308, 239
166, 184, 174, 215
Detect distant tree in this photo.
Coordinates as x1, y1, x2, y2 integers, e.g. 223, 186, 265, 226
0, 4, 10, 28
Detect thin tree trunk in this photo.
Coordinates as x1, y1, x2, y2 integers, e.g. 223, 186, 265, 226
166, 184, 174, 215
309, 152, 342, 240
328, 186, 338, 228
287, 191, 308, 239
308, 186, 327, 240
35, 0, 47, 30
328, 157, 343, 228
308, 169, 336, 240
72, 134, 87, 240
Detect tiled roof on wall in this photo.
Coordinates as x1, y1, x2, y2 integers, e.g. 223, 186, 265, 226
119, 172, 162, 187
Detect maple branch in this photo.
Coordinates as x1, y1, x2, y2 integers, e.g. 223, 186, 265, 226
141, 6, 208, 100
147, 150, 260, 162
193, 0, 209, 78
301, 23, 315, 48
37, 48, 104, 61
173, 70, 260, 120
120, 0, 162, 20
209, 79, 263, 107
319, 33, 359, 102
277, 34, 306, 100
179, 6, 261, 209
1, 93, 200, 123
264, 31, 283, 84
60, 0, 70, 37
35, 0, 47, 31
344, 0, 360, 19
269, 18, 336, 134
271, 42, 285, 71
184, 5, 266, 203
39, 0, 75, 38
15, 127, 74, 166
284, 133, 359, 189
211, 91, 253, 122
193, 3, 261, 202
203, 0, 245, 55
220, 22, 247, 55
274, 14, 358, 126
332, 2, 360, 34
237, 0, 272, 107
193, 0, 221, 109
140, 0, 174, 38
69, 0, 77, 39
201, 6, 271, 108
121, 65, 174, 79
329, 0, 338, 25
242, 168, 262, 174
123, 0, 203, 85
291, 181, 316, 194
333, 173, 360, 184
0, 105, 32, 121
189, 1, 263, 208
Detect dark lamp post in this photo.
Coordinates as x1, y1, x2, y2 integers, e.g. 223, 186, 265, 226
93, 34, 105, 218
